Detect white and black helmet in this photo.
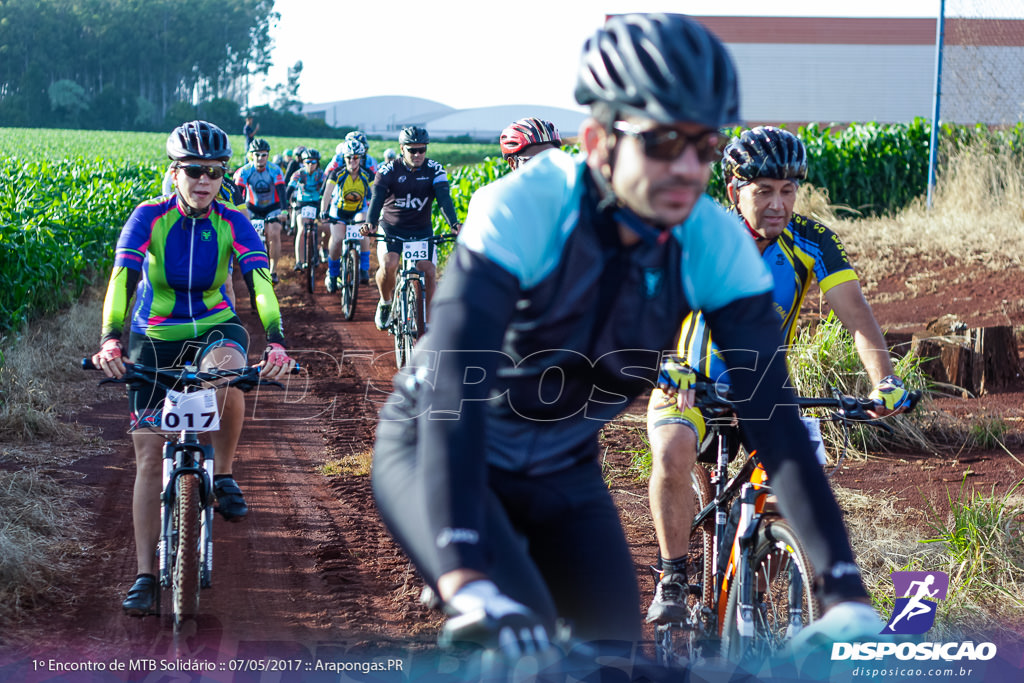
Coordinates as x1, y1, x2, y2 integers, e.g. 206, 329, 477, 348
166, 120, 232, 161
575, 13, 740, 128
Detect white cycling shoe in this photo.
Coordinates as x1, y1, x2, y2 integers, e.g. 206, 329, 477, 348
787, 601, 885, 656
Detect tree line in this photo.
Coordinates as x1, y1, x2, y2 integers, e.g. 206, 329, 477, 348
0, 0, 336, 137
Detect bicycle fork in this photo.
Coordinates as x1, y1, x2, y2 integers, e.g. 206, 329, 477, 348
731, 482, 763, 653
158, 439, 215, 589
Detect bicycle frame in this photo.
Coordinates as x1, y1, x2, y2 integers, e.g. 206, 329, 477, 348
85, 359, 296, 630
657, 385, 920, 664
372, 232, 454, 368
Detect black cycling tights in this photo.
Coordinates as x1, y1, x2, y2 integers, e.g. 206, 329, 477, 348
372, 419, 642, 645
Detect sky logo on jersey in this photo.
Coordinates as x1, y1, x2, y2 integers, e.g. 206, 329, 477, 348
395, 194, 427, 210
883, 570, 948, 635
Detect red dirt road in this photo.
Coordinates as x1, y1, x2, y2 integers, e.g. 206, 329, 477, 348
2, 250, 1024, 680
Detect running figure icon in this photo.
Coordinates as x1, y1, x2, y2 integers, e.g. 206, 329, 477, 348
884, 571, 949, 635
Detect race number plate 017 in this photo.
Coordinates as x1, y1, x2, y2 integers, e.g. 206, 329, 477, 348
162, 388, 221, 432
402, 240, 429, 261
346, 225, 362, 241
301, 205, 317, 220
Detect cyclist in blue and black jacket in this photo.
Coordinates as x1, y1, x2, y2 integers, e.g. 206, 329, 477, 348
371, 13, 888, 660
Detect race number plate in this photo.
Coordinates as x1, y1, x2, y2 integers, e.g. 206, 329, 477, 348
162, 388, 221, 432
346, 225, 362, 241
801, 416, 828, 465
301, 205, 317, 219
402, 240, 429, 261
251, 219, 265, 237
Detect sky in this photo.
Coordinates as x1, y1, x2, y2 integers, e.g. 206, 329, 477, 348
251, 0, 948, 113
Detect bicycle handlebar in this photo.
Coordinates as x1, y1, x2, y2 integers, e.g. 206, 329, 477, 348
688, 379, 921, 428
366, 231, 457, 242
82, 358, 300, 393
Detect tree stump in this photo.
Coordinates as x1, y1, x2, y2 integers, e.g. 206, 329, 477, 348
911, 324, 1020, 395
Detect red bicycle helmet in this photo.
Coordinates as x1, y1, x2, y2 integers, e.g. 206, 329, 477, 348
499, 117, 562, 160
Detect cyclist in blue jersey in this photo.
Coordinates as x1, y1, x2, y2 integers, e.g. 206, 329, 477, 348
644, 126, 912, 634
359, 126, 461, 330
287, 148, 327, 271
233, 139, 288, 284
91, 121, 296, 617
371, 14, 893, 659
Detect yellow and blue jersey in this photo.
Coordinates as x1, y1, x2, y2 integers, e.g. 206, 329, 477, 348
678, 212, 857, 381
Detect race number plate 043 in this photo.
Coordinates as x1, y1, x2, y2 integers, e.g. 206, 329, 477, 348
301, 205, 317, 220
402, 240, 429, 261
162, 388, 221, 432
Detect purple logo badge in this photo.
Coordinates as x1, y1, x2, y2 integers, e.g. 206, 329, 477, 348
883, 571, 949, 635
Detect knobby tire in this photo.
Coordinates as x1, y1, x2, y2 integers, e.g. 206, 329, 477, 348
305, 223, 316, 294
173, 473, 202, 630
402, 278, 424, 366
341, 248, 359, 320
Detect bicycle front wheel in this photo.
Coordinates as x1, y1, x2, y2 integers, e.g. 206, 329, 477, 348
305, 224, 317, 293
172, 473, 202, 629
720, 518, 820, 662
341, 247, 359, 320
401, 278, 424, 365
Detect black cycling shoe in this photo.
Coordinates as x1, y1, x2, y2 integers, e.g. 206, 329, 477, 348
214, 477, 248, 522
122, 574, 158, 616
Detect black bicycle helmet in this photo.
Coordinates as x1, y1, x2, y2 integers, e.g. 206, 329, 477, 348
398, 126, 429, 146
247, 137, 271, 154
302, 148, 321, 162
574, 13, 740, 128
721, 126, 807, 184
166, 120, 232, 161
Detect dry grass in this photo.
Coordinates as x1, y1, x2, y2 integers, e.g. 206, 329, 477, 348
320, 450, 374, 477
0, 469, 90, 635
0, 300, 104, 630
0, 296, 103, 447
837, 482, 1024, 641
819, 147, 1024, 285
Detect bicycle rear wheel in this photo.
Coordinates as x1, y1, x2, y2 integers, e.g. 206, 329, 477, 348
720, 518, 820, 662
305, 223, 317, 293
172, 473, 202, 629
341, 247, 359, 320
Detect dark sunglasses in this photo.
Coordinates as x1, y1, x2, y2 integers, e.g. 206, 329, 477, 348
405, 147, 427, 155
304, 158, 318, 163
612, 121, 723, 163
177, 164, 226, 180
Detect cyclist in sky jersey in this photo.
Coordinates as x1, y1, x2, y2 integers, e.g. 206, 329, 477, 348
91, 121, 296, 617
234, 138, 287, 283
360, 126, 460, 330
371, 14, 893, 659
645, 126, 912, 636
